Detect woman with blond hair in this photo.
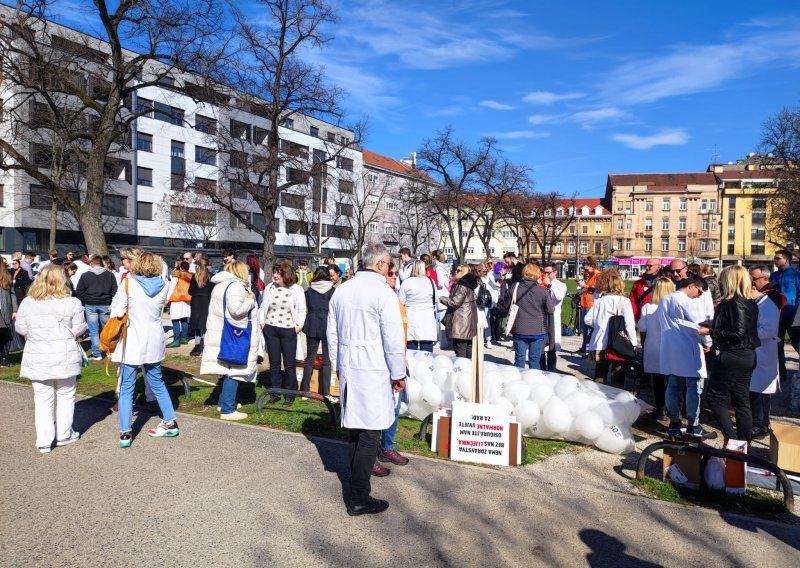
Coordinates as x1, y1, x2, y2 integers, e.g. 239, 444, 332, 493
703, 265, 760, 442
110, 252, 176, 447
201, 260, 261, 420
188, 258, 214, 357
496, 263, 553, 368
14, 264, 86, 453
637, 277, 675, 419
584, 270, 637, 387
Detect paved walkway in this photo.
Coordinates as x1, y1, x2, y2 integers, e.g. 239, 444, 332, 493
1, 380, 797, 567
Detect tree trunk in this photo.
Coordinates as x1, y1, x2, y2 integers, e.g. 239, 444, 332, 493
48, 199, 58, 251
79, 207, 108, 255
262, 229, 276, 278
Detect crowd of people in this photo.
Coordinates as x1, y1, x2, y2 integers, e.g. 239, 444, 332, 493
5, 242, 799, 515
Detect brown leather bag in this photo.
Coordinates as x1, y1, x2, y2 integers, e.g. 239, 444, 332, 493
99, 278, 128, 373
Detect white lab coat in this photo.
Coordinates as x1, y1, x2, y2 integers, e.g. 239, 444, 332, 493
398, 276, 438, 342
396, 259, 414, 291
327, 271, 406, 430
110, 276, 169, 365
751, 293, 780, 394
166, 275, 192, 320
70, 261, 90, 288
549, 278, 567, 349
637, 302, 663, 375
583, 294, 637, 352
656, 291, 710, 379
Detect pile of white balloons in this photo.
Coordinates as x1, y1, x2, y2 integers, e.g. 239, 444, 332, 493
403, 351, 645, 455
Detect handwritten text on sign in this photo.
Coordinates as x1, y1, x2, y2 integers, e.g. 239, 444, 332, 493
450, 401, 512, 466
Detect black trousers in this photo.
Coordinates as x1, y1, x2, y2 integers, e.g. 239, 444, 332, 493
348, 428, 380, 506
651, 373, 666, 411
707, 349, 755, 442
453, 338, 472, 359
777, 311, 800, 382
300, 336, 331, 396
749, 392, 771, 430
0, 328, 11, 357
264, 325, 298, 396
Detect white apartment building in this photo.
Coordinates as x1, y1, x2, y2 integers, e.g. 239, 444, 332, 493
0, 6, 360, 259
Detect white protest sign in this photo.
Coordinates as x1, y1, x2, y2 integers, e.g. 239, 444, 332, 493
450, 401, 518, 466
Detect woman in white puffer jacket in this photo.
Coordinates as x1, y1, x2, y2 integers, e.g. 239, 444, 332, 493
15, 264, 87, 453
201, 261, 261, 420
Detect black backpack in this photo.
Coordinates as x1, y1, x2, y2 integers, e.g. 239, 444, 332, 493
476, 284, 492, 308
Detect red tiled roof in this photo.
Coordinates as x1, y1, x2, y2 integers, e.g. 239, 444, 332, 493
608, 172, 718, 187
715, 170, 777, 180
362, 149, 438, 184
558, 197, 611, 215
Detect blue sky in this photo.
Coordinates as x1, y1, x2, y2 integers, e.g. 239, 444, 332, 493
28, 0, 800, 198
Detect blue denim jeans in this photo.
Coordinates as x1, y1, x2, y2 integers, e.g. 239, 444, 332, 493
381, 392, 403, 451
172, 318, 189, 342
580, 309, 593, 352
666, 375, 703, 428
85, 304, 110, 357
218, 376, 239, 414
513, 336, 546, 369
407, 340, 434, 352
118, 363, 175, 433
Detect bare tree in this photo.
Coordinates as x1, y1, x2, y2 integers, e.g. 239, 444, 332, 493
340, 169, 391, 261
529, 192, 577, 263
0, 0, 225, 254
397, 179, 440, 255
190, 0, 361, 275
415, 128, 497, 262
156, 187, 221, 248
760, 106, 800, 250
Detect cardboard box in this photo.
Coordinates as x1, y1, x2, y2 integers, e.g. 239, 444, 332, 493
724, 439, 747, 494
663, 447, 702, 489
770, 423, 800, 475
293, 364, 340, 397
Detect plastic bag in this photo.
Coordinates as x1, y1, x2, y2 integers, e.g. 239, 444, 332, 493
704, 457, 725, 490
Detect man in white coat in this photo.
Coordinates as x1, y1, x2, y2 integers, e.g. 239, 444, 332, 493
328, 243, 406, 516
541, 262, 567, 371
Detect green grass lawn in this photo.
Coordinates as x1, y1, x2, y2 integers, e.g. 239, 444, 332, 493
560, 279, 635, 331
0, 351, 574, 466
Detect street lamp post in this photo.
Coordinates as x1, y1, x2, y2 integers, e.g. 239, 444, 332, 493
740, 214, 746, 266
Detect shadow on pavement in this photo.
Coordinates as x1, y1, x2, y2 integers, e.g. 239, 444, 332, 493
73, 395, 113, 437
720, 512, 800, 551
304, 434, 350, 506
580, 529, 664, 567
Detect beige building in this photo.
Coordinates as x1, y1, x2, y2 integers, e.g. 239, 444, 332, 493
605, 173, 722, 269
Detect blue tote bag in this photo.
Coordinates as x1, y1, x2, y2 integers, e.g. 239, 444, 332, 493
218, 283, 252, 366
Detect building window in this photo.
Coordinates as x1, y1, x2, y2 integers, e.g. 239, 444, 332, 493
661, 218, 669, 230
338, 179, 354, 194
502, 230, 515, 238
644, 238, 652, 252
170, 206, 215, 225
711, 239, 717, 251
679, 218, 686, 230
645, 200, 653, 212
556, 207, 564, 216
102, 194, 127, 217
616, 219, 623, 231
701, 219, 708, 231
230, 119, 251, 143
195, 115, 216, 135
544, 209, 552, 217
728, 243, 735, 254
625, 239, 632, 251
594, 224, 602, 235
366, 173, 379, 185
280, 192, 305, 209
337, 202, 353, 216
137, 167, 153, 187
729, 196, 736, 208
384, 223, 398, 235
580, 241, 588, 254
678, 238, 686, 252
367, 222, 378, 233
728, 227, 735, 239
337, 156, 354, 172
193, 177, 217, 195
153, 101, 184, 126
171, 140, 185, 158
136, 132, 153, 152
136, 97, 153, 118
310, 126, 319, 137
751, 244, 764, 255
568, 242, 575, 254
709, 199, 717, 212
752, 197, 767, 210
195, 146, 216, 165
366, 196, 378, 207
384, 199, 399, 211
644, 218, 652, 231
281, 117, 294, 129
661, 238, 669, 252
679, 198, 687, 211
752, 211, 767, 225
137, 201, 153, 221
594, 242, 602, 254
626, 219, 632, 231
252, 212, 266, 230
615, 239, 623, 250
700, 239, 708, 252
711, 219, 717, 231
700, 199, 707, 212
582, 224, 588, 234
556, 242, 563, 253
662, 198, 670, 211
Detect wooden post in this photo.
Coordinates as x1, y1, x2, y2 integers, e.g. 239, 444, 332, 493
471, 335, 484, 403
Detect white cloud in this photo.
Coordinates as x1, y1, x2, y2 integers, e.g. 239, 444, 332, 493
486, 130, 551, 140
601, 22, 800, 105
479, 100, 516, 111
570, 107, 628, 126
528, 113, 567, 125
323, 61, 403, 114
522, 91, 585, 105
426, 106, 470, 118
611, 128, 689, 150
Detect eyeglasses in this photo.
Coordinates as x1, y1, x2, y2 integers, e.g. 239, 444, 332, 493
645, 264, 660, 268
543, 270, 554, 275
388, 271, 397, 277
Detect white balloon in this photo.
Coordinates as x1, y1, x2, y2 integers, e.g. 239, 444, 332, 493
529, 384, 555, 409
554, 376, 579, 399
399, 401, 410, 417
433, 355, 454, 370
432, 368, 451, 388
595, 424, 635, 454
528, 420, 556, 439
607, 401, 632, 425
572, 411, 605, 441
615, 390, 636, 403
452, 357, 472, 373
504, 380, 531, 405
494, 396, 514, 416
514, 400, 541, 430
591, 401, 616, 426
563, 391, 591, 416
501, 367, 522, 384
455, 372, 473, 401
578, 380, 603, 393
414, 365, 434, 385
543, 397, 573, 433
441, 390, 456, 408
414, 350, 434, 362
521, 369, 546, 384
405, 378, 421, 404
406, 356, 416, 377
421, 383, 442, 407
483, 376, 503, 403
621, 400, 642, 425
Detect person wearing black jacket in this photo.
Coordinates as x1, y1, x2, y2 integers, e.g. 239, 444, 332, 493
188, 258, 214, 356
701, 265, 760, 443
76, 255, 118, 360
300, 267, 335, 398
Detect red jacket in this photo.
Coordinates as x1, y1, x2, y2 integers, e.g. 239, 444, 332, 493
629, 275, 656, 322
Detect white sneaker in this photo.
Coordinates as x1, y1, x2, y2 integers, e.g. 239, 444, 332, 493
326, 396, 339, 404
216, 403, 243, 411
484, 342, 492, 350
89, 355, 103, 361
56, 431, 80, 446
38, 446, 52, 454
220, 410, 248, 421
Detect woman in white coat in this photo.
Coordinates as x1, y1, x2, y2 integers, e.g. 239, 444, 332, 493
398, 260, 438, 352
750, 289, 780, 438
110, 252, 175, 448
259, 261, 307, 407
636, 277, 675, 419
15, 264, 87, 453
584, 270, 637, 388
201, 261, 260, 421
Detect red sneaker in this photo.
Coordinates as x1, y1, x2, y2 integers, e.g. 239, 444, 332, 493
378, 449, 409, 466
371, 460, 391, 477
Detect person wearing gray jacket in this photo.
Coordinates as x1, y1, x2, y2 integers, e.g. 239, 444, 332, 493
440, 265, 479, 359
